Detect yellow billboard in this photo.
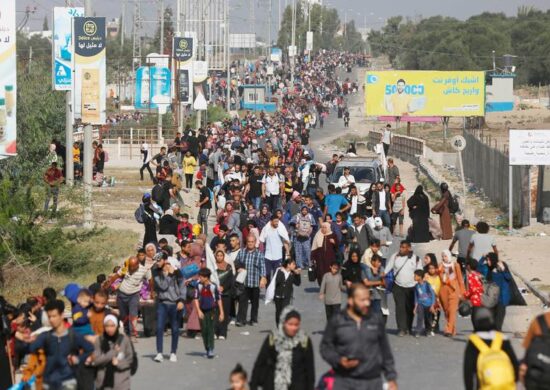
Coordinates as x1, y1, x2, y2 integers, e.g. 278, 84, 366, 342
364, 71, 485, 117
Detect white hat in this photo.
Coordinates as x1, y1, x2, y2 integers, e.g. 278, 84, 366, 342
374, 217, 383, 227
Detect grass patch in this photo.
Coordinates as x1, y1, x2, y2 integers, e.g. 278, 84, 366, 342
2, 227, 139, 303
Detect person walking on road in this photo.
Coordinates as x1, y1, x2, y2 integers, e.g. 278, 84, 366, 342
467, 221, 498, 261
320, 283, 398, 390
431, 182, 453, 240
311, 222, 339, 285
235, 235, 267, 327
260, 215, 291, 283
268, 258, 301, 326
382, 124, 392, 157
463, 307, 518, 390
449, 219, 475, 272
373, 181, 392, 228
478, 253, 512, 331
153, 257, 186, 363
43, 161, 63, 214
195, 180, 212, 235
407, 186, 431, 243
183, 151, 197, 188
385, 240, 422, 336
250, 307, 315, 390
438, 250, 465, 337
386, 159, 400, 187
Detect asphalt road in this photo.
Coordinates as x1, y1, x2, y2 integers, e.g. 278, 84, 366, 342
130, 69, 523, 390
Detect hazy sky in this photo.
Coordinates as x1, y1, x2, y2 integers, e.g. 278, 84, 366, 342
19, 0, 550, 37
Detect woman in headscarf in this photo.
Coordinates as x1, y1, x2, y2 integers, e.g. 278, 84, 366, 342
92, 315, 134, 390
431, 182, 453, 240
407, 185, 431, 243
341, 249, 366, 289
255, 204, 272, 232
364, 183, 377, 218
438, 250, 465, 337
311, 222, 339, 285
250, 307, 314, 390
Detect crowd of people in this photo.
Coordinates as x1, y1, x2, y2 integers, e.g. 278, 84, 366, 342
3, 49, 549, 390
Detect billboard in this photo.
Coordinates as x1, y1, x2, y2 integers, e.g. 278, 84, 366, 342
365, 71, 485, 117
73, 17, 106, 124
509, 130, 550, 166
193, 61, 209, 111
0, 0, 16, 157
173, 37, 193, 62
53, 7, 84, 90
135, 66, 172, 112
270, 47, 282, 62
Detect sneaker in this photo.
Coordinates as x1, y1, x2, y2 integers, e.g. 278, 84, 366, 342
214, 335, 219, 340
154, 353, 164, 363
429, 331, 435, 337
397, 331, 407, 337
235, 322, 245, 327
169, 353, 177, 362
194, 335, 201, 340
229, 320, 236, 326
218, 336, 226, 340
207, 349, 215, 359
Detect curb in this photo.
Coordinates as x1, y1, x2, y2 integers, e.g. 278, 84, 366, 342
509, 264, 550, 307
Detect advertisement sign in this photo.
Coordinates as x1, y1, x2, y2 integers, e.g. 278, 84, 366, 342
173, 37, 193, 62
306, 31, 313, 51
509, 130, 550, 166
0, 0, 16, 157
364, 71, 485, 117
270, 47, 282, 62
193, 61, 209, 111
73, 17, 106, 124
134, 66, 172, 112
53, 7, 84, 90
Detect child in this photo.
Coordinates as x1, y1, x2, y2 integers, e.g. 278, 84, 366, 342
177, 213, 194, 242
319, 262, 346, 320
229, 363, 249, 390
363, 254, 387, 321
414, 269, 436, 337
194, 268, 225, 359
361, 239, 381, 266
88, 289, 113, 335
425, 262, 442, 334
72, 289, 93, 336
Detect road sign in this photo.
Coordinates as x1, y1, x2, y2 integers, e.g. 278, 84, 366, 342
450, 135, 466, 151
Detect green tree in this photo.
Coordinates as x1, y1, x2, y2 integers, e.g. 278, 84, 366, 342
42, 15, 49, 31
150, 6, 175, 56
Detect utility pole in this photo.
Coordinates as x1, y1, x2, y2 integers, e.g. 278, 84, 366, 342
83, 0, 93, 228
132, 0, 142, 76
120, 0, 126, 47
290, 0, 296, 82
320, 0, 323, 37
65, 0, 75, 185
158, 0, 164, 142
225, 0, 231, 113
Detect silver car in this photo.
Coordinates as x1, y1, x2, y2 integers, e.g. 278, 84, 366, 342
329, 157, 385, 194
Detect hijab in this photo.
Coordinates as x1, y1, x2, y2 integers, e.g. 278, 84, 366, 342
101, 315, 121, 388
273, 306, 307, 390
311, 222, 332, 251
441, 250, 457, 282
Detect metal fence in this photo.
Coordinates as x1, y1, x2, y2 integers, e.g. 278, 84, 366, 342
463, 129, 529, 227
368, 131, 425, 162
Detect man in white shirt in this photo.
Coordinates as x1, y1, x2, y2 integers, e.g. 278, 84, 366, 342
382, 124, 392, 157
337, 166, 355, 194
385, 240, 422, 336
262, 166, 282, 211
259, 215, 290, 282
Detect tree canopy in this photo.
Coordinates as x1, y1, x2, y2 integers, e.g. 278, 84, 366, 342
368, 9, 550, 84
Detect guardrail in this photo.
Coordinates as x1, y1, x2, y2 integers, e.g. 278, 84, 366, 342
367, 130, 425, 162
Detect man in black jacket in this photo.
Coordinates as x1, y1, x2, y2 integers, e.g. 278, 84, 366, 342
372, 181, 392, 227
348, 213, 374, 257
320, 284, 397, 390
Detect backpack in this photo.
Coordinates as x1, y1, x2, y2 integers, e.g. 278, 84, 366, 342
524, 315, 550, 388
469, 332, 515, 390
115, 335, 138, 376
103, 150, 109, 163
134, 204, 145, 224
481, 278, 500, 309
197, 283, 218, 311
296, 215, 312, 238
448, 194, 460, 214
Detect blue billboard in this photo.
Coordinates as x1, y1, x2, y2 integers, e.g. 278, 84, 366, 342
135, 66, 172, 111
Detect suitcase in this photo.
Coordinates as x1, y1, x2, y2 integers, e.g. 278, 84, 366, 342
141, 302, 157, 338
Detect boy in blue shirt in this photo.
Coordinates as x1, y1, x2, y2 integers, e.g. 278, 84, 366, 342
194, 268, 225, 359
414, 269, 436, 337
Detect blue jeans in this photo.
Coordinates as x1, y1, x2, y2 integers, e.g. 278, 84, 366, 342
378, 209, 391, 227
293, 238, 311, 268
250, 196, 261, 210
156, 302, 180, 354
